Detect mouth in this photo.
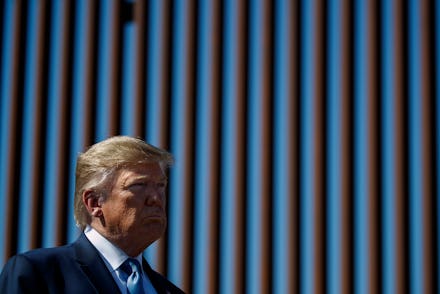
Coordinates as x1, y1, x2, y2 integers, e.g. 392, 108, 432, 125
142, 207, 166, 222
144, 213, 165, 223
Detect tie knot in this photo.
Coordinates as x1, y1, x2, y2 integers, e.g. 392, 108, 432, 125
121, 258, 142, 275
121, 258, 144, 294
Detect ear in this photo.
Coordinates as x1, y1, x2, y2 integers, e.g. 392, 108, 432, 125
82, 190, 103, 217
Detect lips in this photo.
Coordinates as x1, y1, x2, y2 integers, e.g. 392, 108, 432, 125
149, 207, 164, 215
143, 208, 165, 222
147, 214, 164, 219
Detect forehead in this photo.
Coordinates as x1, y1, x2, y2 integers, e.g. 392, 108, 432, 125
116, 162, 167, 180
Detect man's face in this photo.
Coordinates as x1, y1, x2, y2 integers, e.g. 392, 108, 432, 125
100, 162, 168, 253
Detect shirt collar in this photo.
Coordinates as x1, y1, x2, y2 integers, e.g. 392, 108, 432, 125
84, 226, 143, 271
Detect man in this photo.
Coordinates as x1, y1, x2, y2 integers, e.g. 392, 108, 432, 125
0, 136, 184, 293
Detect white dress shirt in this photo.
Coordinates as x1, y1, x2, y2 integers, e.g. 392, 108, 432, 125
84, 226, 157, 294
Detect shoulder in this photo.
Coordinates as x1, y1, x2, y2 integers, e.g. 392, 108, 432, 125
10, 243, 76, 268
1, 243, 76, 276
0, 252, 47, 293
0, 242, 79, 293
0, 246, 69, 293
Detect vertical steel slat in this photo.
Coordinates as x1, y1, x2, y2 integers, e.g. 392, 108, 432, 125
82, 0, 98, 145
381, 0, 397, 293
28, 0, 50, 249
299, 0, 317, 292
436, 2, 440, 291
290, 1, 300, 293
192, 0, 221, 291
158, 0, 172, 150
0, 0, 4, 91
246, 0, 272, 292
120, 4, 136, 136
218, 0, 246, 292
144, 0, 172, 150
408, 0, 425, 292
54, 0, 75, 245
133, 0, 147, 138
5, 0, 26, 259
159, 0, 173, 276
0, 0, 13, 266
108, 0, 122, 136
313, 0, 326, 292
209, 0, 221, 290
235, 1, 247, 292
340, 0, 354, 292
327, 0, 344, 293
261, 0, 272, 293
181, 1, 196, 290
233, 73, 246, 294
354, 0, 371, 292
144, 1, 172, 154
18, 0, 38, 253
41, 0, 74, 247
367, 0, 380, 292
42, 0, 63, 248
65, 0, 94, 244
143, 0, 171, 274
141, 0, 159, 270
167, 0, 197, 291
420, 0, 435, 292
95, 0, 112, 140
272, 0, 296, 292
393, 0, 408, 292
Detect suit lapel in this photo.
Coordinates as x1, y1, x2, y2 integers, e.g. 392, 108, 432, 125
73, 233, 121, 294
142, 258, 168, 293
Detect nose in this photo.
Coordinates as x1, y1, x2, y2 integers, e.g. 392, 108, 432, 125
145, 189, 164, 207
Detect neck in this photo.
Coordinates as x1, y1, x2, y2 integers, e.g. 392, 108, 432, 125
89, 223, 151, 257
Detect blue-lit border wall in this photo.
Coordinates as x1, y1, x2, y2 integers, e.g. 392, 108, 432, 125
0, 1, 438, 293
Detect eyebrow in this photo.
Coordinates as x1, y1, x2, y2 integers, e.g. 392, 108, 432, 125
127, 175, 168, 183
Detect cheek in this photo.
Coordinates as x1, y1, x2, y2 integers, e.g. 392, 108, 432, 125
109, 202, 136, 224
119, 209, 141, 230
159, 190, 167, 205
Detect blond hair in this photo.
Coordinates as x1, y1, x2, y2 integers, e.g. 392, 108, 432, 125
74, 136, 174, 229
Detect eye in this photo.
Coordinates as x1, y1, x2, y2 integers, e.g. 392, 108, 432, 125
157, 182, 167, 189
130, 182, 146, 188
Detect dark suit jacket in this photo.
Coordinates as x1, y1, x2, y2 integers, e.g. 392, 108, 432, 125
0, 233, 184, 294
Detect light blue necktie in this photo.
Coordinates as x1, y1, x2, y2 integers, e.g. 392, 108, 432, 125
121, 258, 145, 294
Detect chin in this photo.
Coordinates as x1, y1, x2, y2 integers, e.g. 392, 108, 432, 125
143, 220, 166, 231
142, 228, 165, 244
